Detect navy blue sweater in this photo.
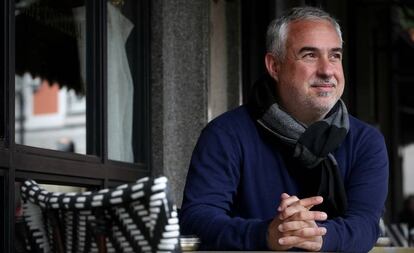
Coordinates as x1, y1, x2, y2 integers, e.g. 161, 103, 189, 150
180, 105, 389, 252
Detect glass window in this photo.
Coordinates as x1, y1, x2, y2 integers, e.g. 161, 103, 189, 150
107, 0, 146, 163
15, 0, 87, 154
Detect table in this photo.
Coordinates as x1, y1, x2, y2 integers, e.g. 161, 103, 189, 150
191, 248, 413, 253
369, 247, 414, 253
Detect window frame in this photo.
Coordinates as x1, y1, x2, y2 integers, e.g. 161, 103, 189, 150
1, 0, 9, 146
10, 0, 151, 182
0, 169, 9, 253
1, 0, 151, 251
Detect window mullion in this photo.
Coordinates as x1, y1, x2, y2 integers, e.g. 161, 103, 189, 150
6, 0, 15, 252
86, 0, 104, 160
0, 0, 4, 143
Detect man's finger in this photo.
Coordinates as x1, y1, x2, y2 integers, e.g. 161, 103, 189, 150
298, 196, 323, 209
290, 227, 327, 237
278, 232, 324, 248
278, 220, 314, 232
281, 206, 327, 221
278, 195, 323, 214
278, 194, 300, 212
279, 203, 307, 220
287, 210, 327, 222
281, 193, 290, 199
295, 241, 323, 252
278, 235, 307, 247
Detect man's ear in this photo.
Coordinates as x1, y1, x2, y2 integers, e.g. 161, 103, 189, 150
265, 53, 280, 81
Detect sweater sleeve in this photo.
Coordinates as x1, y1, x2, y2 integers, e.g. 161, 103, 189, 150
319, 127, 389, 253
179, 123, 270, 250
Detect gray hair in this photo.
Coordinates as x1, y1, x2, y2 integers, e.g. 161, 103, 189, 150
266, 6, 343, 59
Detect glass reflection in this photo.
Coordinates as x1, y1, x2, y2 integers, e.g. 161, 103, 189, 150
107, 0, 145, 163
14, 0, 86, 154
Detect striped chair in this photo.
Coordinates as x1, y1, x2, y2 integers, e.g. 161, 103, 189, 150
20, 176, 181, 253
385, 222, 413, 247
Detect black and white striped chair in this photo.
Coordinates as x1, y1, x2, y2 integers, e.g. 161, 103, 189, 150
21, 176, 181, 253
384, 222, 413, 247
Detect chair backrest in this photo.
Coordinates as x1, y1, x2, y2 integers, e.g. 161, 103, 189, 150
384, 222, 413, 247
378, 217, 414, 248
21, 176, 181, 253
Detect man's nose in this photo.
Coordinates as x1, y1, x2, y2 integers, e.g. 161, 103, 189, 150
316, 57, 334, 78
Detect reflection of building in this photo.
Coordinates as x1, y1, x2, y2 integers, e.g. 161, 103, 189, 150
15, 73, 86, 154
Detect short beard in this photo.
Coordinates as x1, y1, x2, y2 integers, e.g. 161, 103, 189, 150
317, 92, 331, 97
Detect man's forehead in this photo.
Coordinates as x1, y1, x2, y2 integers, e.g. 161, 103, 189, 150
285, 20, 342, 48
288, 18, 335, 29
287, 19, 339, 37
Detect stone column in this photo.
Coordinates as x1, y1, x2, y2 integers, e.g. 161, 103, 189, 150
151, 0, 210, 206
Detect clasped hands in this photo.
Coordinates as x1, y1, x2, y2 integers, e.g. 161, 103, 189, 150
267, 193, 328, 251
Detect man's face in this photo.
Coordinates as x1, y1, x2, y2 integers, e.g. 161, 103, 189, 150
271, 19, 345, 123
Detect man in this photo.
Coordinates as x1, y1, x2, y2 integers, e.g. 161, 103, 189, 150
180, 6, 388, 252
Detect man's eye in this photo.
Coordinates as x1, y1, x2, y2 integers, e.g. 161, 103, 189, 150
330, 53, 342, 60
303, 53, 316, 58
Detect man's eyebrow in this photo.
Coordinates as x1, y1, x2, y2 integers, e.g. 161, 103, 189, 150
298, 47, 343, 54
298, 47, 318, 54
331, 47, 343, 53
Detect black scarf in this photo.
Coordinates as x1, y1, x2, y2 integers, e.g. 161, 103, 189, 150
248, 74, 349, 217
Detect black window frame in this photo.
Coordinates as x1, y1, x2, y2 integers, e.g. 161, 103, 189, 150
0, 0, 151, 251
1, 0, 10, 146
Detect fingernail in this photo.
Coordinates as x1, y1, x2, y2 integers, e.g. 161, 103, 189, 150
277, 206, 282, 212
278, 224, 283, 232
279, 238, 285, 245
320, 227, 327, 234
320, 213, 327, 219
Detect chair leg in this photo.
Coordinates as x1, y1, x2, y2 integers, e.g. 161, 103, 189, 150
95, 234, 107, 253
92, 209, 108, 253
49, 211, 65, 253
